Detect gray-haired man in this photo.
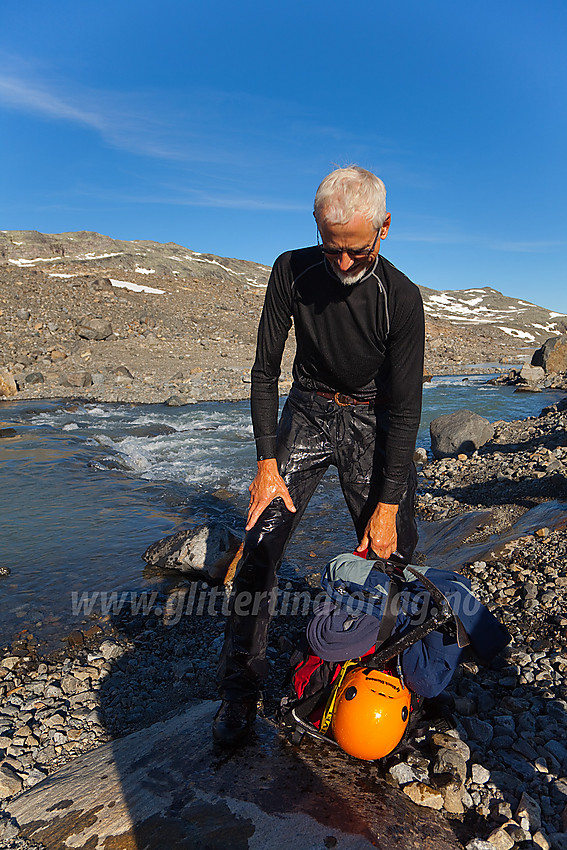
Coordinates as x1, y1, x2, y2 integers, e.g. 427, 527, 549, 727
214, 166, 425, 746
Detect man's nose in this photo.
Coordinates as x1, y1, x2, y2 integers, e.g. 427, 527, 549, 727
337, 251, 354, 271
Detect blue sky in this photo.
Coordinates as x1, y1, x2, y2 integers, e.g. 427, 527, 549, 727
1, 0, 566, 313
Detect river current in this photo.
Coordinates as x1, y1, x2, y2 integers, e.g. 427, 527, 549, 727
0, 375, 564, 645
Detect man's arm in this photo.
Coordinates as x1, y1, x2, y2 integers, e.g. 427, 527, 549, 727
247, 254, 297, 529
357, 274, 425, 558
246, 458, 296, 530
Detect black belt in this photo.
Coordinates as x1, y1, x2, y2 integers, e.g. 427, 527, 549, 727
315, 391, 374, 406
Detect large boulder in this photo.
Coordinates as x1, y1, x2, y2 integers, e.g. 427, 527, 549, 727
0, 369, 17, 398
143, 523, 241, 582
75, 317, 113, 340
531, 335, 567, 374
520, 363, 545, 385
430, 409, 494, 459
6, 700, 462, 850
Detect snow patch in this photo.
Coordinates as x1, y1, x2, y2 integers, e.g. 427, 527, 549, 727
8, 257, 63, 266
498, 327, 536, 340
49, 273, 76, 278
109, 279, 165, 295
76, 252, 124, 261
135, 267, 156, 275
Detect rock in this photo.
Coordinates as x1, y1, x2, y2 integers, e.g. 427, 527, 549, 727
430, 409, 494, 459
143, 524, 242, 582
465, 842, 495, 850
63, 371, 93, 387
431, 732, 471, 762
414, 447, 428, 465
389, 762, 415, 786
0, 763, 23, 798
471, 764, 491, 785
461, 716, 494, 746
16, 308, 31, 320
112, 365, 133, 378
433, 748, 467, 784
164, 394, 186, 407
403, 781, 444, 810
514, 791, 542, 832
76, 316, 113, 340
99, 640, 123, 661
532, 335, 567, 373
533, 831, 551, 850
0, 369, 18, 397
0, 428, 17, 439
6, 701, 462, 850
24, 371, 44, 384
549, 835, 567, 850
486, 826, 515, 850
521, 363, 545, 384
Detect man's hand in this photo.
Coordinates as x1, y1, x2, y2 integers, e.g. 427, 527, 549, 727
356, 502, 399, 559
246, 458, 296, 531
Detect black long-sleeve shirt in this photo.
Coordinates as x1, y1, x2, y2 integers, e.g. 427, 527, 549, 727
251, 247, 425, 504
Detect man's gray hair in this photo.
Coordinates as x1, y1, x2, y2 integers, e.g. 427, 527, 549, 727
313, 166, 387, 229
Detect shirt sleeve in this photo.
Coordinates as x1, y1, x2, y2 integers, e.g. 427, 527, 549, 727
250, 254, 293, 460
378, 281, 425, 504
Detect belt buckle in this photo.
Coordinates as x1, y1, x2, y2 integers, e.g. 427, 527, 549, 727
334, 392, 351, 407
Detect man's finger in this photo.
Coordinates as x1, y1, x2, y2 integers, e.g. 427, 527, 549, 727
282, 491, 297, 513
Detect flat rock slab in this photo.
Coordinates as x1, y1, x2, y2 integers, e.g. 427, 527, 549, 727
8, 700, 462, 850
417, 500, 567, 570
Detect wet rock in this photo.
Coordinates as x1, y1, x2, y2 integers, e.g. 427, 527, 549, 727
0, 427, 17, 438
430, 409, 494, 459
143, 524, 242, 582
76, 316, 113, 340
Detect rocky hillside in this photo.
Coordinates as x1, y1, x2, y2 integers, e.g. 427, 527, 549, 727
0, 230, 565, 403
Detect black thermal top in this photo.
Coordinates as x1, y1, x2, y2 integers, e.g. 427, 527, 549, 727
251, 247, 425, 504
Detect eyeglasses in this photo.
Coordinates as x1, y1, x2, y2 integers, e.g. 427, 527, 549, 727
317, 228, 380, 260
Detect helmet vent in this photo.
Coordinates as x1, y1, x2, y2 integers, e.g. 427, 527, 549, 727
344, 686, 357, 701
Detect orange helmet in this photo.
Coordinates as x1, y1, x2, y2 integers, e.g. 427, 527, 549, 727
330, 667, 411, 760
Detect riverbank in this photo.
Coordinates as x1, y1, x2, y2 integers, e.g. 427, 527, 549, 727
1, 396, 566, 848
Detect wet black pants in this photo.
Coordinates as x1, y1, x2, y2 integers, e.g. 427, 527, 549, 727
218, 387, 418, 700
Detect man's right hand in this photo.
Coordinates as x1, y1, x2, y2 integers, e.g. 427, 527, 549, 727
246, 458, 296, 531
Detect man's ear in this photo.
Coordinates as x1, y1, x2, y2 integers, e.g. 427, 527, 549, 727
380, 213, 391, 239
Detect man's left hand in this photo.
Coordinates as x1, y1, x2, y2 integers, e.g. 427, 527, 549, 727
356, 502, 399, 559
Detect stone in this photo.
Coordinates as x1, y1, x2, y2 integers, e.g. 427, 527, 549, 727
520, 363, 545, 384
465, 842, 494, 850
24, 371, 44, 384
402, 781, 444, 810
63, 371, 93, 387
433, 748, 467, 784
0, 369, 17, 397
6, 701, 462, 850
533, 832, 551, 850
99, 640, 123, 661
486, 826, 515, 850
414, 447, 428, 465
461, 716, 494, 746
549, 835, 567, 850
164, 394, 186, 407
0, 763, 23, 798
430, 409, 494, 459
0, 428, 18, 438
76, 317, 113, 340
515, 790, 542, 832
16, 308, 31, 320
143, 524, 242, 582
431, 732, 471, 762
389, 762, 415, 786
532, 335, 567, 374
471, 763, 491, 784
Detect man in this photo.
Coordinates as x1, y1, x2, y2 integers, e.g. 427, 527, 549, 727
214, 166, 425, 747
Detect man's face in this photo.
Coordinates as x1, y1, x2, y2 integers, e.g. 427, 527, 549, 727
317, 211, 390, 286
